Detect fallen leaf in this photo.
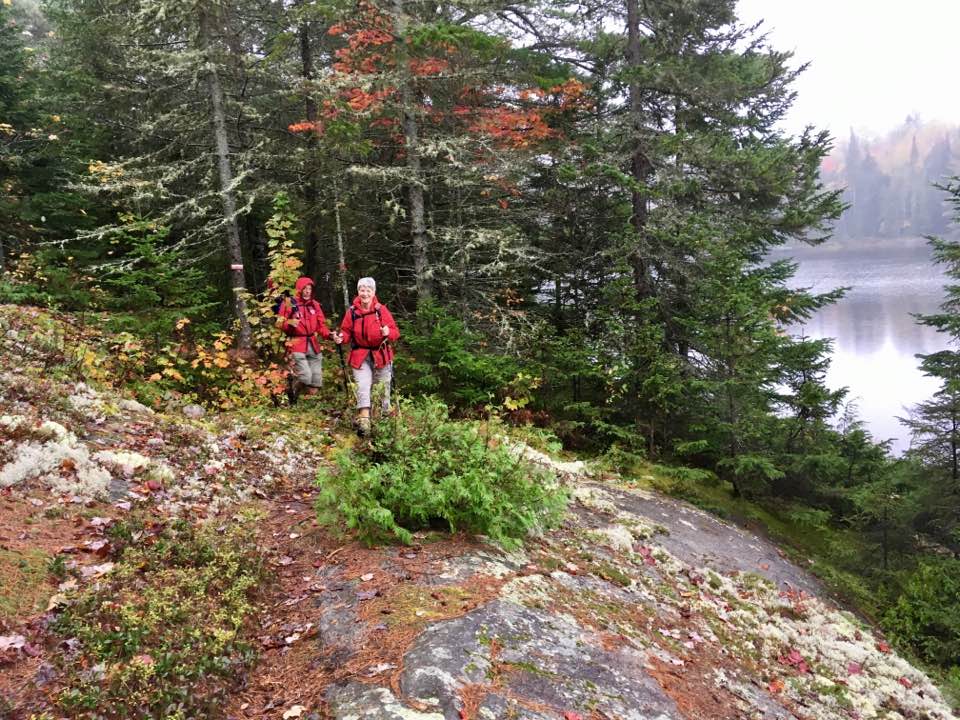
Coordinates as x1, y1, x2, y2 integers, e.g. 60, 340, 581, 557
283, 705, 306, 719
768, 678, 785, 694
356, 589, 378, 601
876, 640, 892, 654
898, 676, 913, 689
46, 594, 68, 611
364, 662, 396, 676
360, 573, 374, 582
563, 712, 583, 720
277, 556, 294, 566
847, 662, 862, 675
79, 562, 114, 579
0, 635, 26, 652
84, 539, 111, 556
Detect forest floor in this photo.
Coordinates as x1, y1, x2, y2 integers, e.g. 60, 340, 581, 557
0, 304, 957, 720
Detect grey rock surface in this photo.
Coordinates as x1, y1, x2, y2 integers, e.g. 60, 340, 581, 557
586, 482, 823, 595
400, 599, 680, 720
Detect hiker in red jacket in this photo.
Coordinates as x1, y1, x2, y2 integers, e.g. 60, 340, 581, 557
332, 277, 400, 434
277, 276, 331, 402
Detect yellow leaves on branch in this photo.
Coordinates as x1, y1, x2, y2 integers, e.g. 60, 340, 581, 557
161, 367, 185, 382
88, 160, 124, 184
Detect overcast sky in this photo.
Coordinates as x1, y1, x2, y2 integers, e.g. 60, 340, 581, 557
735, 0, 960, 138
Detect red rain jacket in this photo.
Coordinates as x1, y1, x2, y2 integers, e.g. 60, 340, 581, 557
277, 277, 331, 354
338, 295, 400, 369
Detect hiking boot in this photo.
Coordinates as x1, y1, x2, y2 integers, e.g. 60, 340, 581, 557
286, 377, 301, 406
356, 416, 371, 437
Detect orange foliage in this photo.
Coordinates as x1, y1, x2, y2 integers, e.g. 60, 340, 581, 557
549, 78, 590, 110
409, 57, 449, 76
469, 108, 556, 148
288, 121, 322, 135
341, 87, 395, 112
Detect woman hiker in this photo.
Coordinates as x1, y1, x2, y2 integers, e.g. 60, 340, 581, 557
277, 276, 332, 403
332, 277, 400, 435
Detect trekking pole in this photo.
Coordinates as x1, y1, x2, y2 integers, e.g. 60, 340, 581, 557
335, 341, 351, 403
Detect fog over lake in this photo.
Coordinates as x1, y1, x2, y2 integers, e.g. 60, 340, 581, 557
773, 238, 948, 454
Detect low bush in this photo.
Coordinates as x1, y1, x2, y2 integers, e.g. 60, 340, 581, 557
397, 301, 524, 410
884, 558, 960, 669
52, 517, 265, 719
315, 397, 568, 548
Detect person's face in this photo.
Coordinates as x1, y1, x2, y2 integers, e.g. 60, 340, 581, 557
301, 283, 313, 301
358, 285, 375, 304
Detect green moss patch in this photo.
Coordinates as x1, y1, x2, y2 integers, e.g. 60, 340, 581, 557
0, 547, 53, 618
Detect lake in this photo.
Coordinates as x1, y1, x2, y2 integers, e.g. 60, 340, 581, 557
772, 238, 949, 454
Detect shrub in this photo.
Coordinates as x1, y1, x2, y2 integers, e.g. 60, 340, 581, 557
884, 558, 960, 668
315, 397, 568, 548
398, 301, 524, 410
52, 517, 264, 719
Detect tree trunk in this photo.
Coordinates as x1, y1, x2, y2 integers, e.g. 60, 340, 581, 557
392, 0, 431, 302
0, 235, 5, 275
198, 5, 252, 350
298, 9, 322, 282
333, 180, 350, 311
952, 409, 958, 484
882, 503, 889, 571
625, 0, 652, 300
247, 213, 268, 292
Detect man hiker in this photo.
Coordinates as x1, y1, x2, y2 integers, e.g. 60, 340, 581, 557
277, 276, 331, 403
332, 277, 400, 435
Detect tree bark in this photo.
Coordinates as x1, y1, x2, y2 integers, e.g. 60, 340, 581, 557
198, 4, 252, 349
298, 8, 322, 282
333, 179, 350, 310
625, 0, 652, 299
0, 235, 6, 275
392, 0, 431, 302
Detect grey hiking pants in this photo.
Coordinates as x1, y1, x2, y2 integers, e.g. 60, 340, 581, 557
353, 355, 392, 411
291, 349, 323, 387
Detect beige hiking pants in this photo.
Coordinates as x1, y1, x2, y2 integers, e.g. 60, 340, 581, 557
353, 355, 392, 411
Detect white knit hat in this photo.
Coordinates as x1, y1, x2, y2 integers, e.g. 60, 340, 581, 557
357, 277, 376, 293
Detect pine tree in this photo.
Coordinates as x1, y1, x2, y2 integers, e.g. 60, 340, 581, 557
903, 179, 960, 545
44, 0, 294, 345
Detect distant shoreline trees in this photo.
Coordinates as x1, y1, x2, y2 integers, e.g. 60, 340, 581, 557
824, 119, 959, 242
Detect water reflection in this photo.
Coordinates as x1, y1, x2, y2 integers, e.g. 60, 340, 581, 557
773, 239, 947, 454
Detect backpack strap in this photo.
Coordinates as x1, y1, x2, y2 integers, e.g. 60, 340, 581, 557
349, 306, 386, 351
